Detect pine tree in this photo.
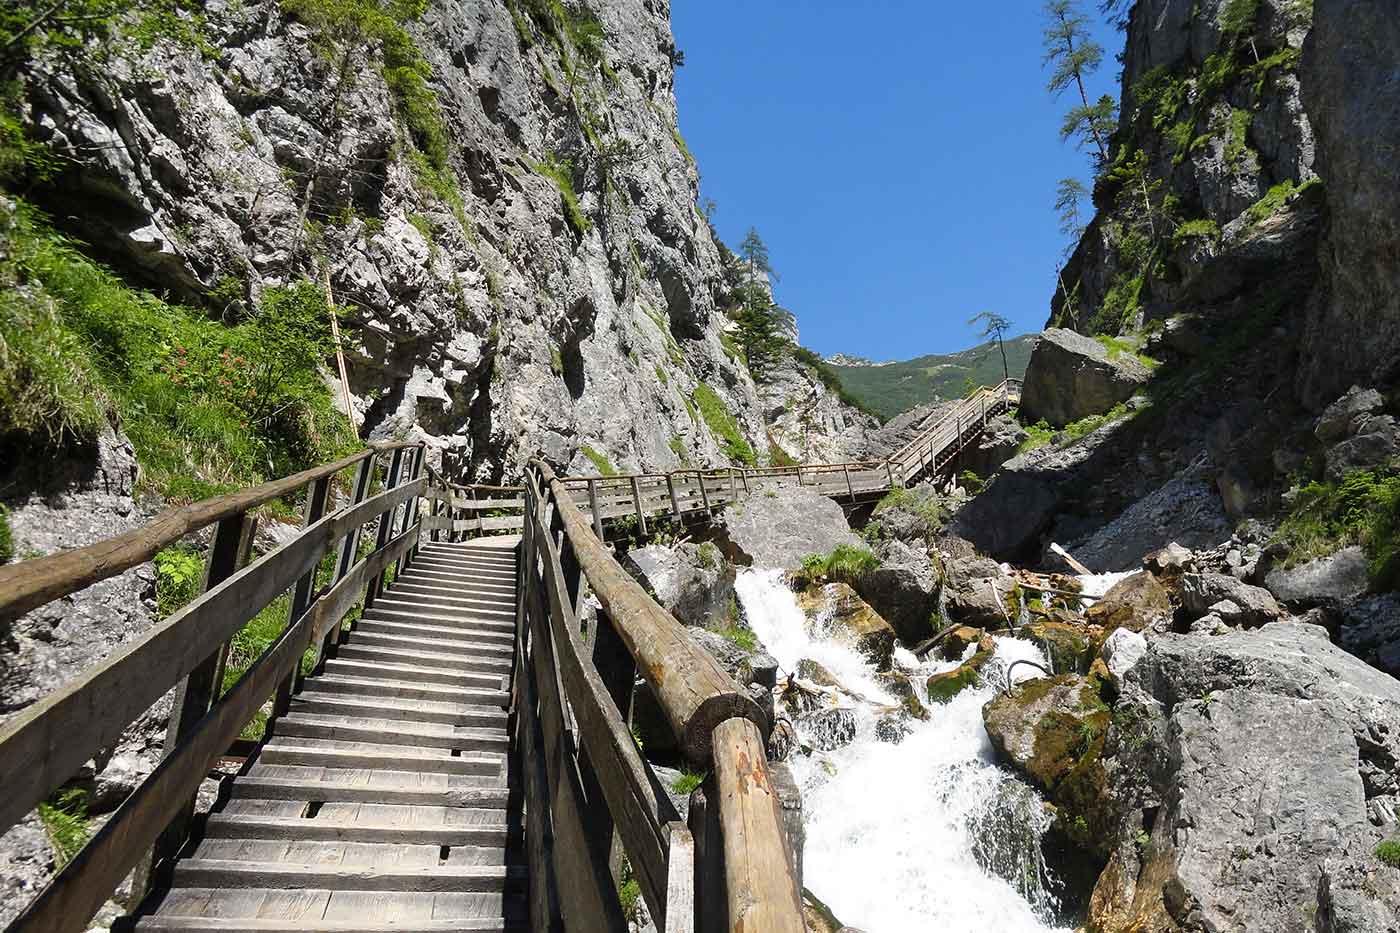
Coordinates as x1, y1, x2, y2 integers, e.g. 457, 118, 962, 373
732, 228, 792, 379
968, 312, 1013, 384
1043, 0, 1115, 167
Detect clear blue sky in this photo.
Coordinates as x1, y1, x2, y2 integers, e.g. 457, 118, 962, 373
670, 1, 1122, 361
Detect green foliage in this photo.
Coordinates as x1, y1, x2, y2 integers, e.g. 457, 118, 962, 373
1173, 218, 1222, 248
767, 436, 798, 468
668, 435, 690, 465
696, 541, 720, 570
0, 198, 356, 500
792, 544, 878, 589
826, 335, 1035, 421
549, 345, 564, 376
617, 858, 642, 920
220, 586, 320, 739
712, 620, 757, 651
1095, 334, 1159, 370
1272, 469, 1400, 587
959, 470, 985, 495
733, 284, 794, 380
1019, 419, 1057, 453
1224, 107, 1254, 166
528, 155, 590, 236
1018, 404, 1135, 452
580, 444, 616, 476
653, 363, 668, 386
790, 346, 881, 420
0, 504, 11, 564
1244, 179, 1321, 227
1220, 0, 1260, 40
37, 788, 90, 867
692, 383, 756, 466
670, 770, 705, 795
1376, 840, 1400, 868
154, 546, 204, 619
875, 486, 946, 534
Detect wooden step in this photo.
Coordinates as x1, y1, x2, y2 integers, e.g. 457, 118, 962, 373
392, 579, 516, 601
135, 888, 524, 931
171, 860, 524, 893
230, 777, 509, 809
273, 713, 509, 753
323, 658, 509, 693
336, 644, 508, 676
353, 618, 515, 647
348, 631, 514, 667
380, 589, 517, 615
400, 566, 516, 585
418, 545, 518, 562
311, 673, 507, 706
361, 605, 515, 632
257, 744, 502, 776
203, 813, 508, 847
292, 691, 507, 729
411, 554, 517, 572
136, 918, 518, 932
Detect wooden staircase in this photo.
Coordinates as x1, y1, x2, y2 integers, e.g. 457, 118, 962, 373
132, 541, 526, 932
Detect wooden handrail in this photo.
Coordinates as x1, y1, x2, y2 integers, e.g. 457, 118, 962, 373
0, 440, 417, 622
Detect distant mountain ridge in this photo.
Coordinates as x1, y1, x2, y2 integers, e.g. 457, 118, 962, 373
827, 334, 1035, 420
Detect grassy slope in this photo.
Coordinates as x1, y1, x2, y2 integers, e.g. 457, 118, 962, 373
827, 334, 1036, 420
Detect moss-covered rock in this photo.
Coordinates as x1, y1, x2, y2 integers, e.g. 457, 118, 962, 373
937, 625, 985, 661
1085, 571, 1173, 655
796, 581, 897, 670
983, 674, 1114, 858
926, 649, 993, 704
1020, 620, 1094, 674
875, 671, 930, 721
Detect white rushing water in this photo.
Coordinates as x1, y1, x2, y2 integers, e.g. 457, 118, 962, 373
734, 569, 1073, 933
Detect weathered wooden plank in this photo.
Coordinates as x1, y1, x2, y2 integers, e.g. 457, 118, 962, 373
452, 516, 526, 533
0, 443, 415, 622
663, 822, 696, 933
710, 719, 803, 933
449, 497, 525, 511
0, 478, 425, 840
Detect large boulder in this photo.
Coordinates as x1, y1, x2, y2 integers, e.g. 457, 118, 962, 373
1091, 622, 1400, 932
983, 674, 1113, 856
1019, 329, 1151, 428
1085, 572, 1173, 651
715, 484, 861, 571
864, 484, 944, 544
1264, 546, 1370, 610
1339, 595, 1400, 679
1180, 572, 1283, 627
795, 582, 897, 670
622, 542, 735, 628
852, 539, 939, 643
941, 553, 1015, 628
958, 414, 1028, 481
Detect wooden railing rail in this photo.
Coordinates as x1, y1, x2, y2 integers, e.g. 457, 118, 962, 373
0, 442, 428, 933
515, 460, 803, 933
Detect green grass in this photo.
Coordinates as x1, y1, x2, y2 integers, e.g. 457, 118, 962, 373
1018, 403, 1135, 453
1245, 178, 1322, 227
696, 541, 719, 570
670, 770, 705, 795
0, 198, 357, 501
1094, 334, 1159, 370
37, 788, 90, 867
712, 621, 757, 651
580, 444, 616, 476
0, 504, 12, 564
1224, 107, 1254, 166
1272, 469, 1400, 587
825, 336, 1034, 421
528, 155, 590, 236
692, 383, 756, 465
654, 363, 668, 387
1173, 218, 1222, 248
767, 436, 798, 468
668, 436, 690, 466
874, 486, 945, 533
1377, 840, 1400, 868
791, 544, 878, 589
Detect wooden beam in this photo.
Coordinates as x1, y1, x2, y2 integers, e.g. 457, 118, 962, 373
630, 476, 647, 537
663, 822, 696, 933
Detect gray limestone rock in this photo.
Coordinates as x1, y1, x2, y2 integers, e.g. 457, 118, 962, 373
1019, 329, 1151, 428
1265, 546, 1370, 609
622, 542, 735, 629
852, 539, 940, 644
1070, 468, 1230, 573
715, 485, 861, 571
1180, 572, 1283, 627
1316, 387, 1387, 445
1340, 595, 1400, 680
942, 554, 1015, 629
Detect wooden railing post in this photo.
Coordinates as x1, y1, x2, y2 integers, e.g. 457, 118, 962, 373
842, 464, 854, 499
365, 446, 407, 608
697, 470, 711, 511
318, 454, 376, 667
272, 474, 333, 719
131, 510, 254, 897
393, 444, 426, 578
588, 478, 605, 540
667, 473, 681, 517
630, 475, 648, 536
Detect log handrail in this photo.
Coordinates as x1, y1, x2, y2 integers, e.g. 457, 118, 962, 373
0, 443, 429, 933
0, 440, 418, 622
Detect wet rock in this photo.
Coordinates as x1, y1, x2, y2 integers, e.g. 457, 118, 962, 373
936, 625, 985, 662
1180, 572, 1283, 628
768, 717, 798, 761
982, 674, 1112, 856
1019, 328, 1151, 428
802, 887, 864, 933
1085, 571, 1172, 651
926, 649, 993, 704
874, 671, 929, 722
874, 714, 912, 744
715, 485, 861, 571
1020, 621, 1093, 676
622, 542, 735, 628
795, 583, 897, 671
942, 553, 1015, 628
1339, 595, 1400, 679
853, 539, 939, 644
1264, 546, 1370, 610
802, 707, 858, 752
795, 658, 839, 689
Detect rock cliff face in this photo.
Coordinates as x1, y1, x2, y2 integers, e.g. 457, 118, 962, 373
13, 0, 847, 479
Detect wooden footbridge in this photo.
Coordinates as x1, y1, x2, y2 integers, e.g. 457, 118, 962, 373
0, 379, 1019, 933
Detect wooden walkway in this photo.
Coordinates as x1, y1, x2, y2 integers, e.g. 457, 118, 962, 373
133, 540, 525, 932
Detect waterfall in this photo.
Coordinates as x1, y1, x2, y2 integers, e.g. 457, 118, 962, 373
735, 569, 1072, 932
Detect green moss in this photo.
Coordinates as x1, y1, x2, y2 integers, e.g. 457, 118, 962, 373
691, 382, 756, 465
792, 544, 879, 589
1224, 107, 1254, 167
1376, 840, 1400, 868
926, 650, 992, 704
550, 346, 564, 376
580, 444, 616, 476
654, 363, 668, 386
37, 788, 90, 867
1245, 179, 1321, 226
527, 155, 591, 236
1173, 218, 1222, 248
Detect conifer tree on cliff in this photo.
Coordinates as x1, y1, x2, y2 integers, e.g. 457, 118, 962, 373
733, 228, 793, 379
1043, 0, 1115, 168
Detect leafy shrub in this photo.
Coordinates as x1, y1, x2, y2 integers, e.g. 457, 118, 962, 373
767, 436, 798, 468
874, 486, 945, 535
692, 383, 756, 465
1377, 840, 1400, 868
670, 770, 705, 795
528, 155, 590, 236
958, 470, 985, 495
696, 541, 719, 570
1172, 218, 1222, 248
38, 788, 90, 867
1273, 469, 1400, 587
154, 546, 204, 619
